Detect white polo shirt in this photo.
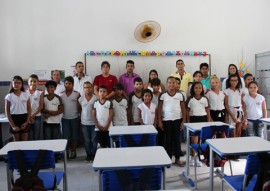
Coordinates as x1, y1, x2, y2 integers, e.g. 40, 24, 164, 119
137, 102, 157, 125
243, 94, 265, 120
73, 74, 92, 95
44, 94, 63, 124
205, 90, 225, 111
159, 91, 184, 121
79, 94, 97, 126
224, 88, 243, 107
5, 92, 30, 115
26, 88, 43, 116
112, 98, 128, 126
93, 100, 113, 129
187, 96, 209, 116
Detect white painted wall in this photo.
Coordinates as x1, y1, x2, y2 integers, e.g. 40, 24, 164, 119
0, 0, 270, 81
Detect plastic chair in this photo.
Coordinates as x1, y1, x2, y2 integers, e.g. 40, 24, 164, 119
118, 134, 156, 147
7, 150, 64, 190
190, 125, 232, 189
101, 167, 162, 191
223, 154, 261, 191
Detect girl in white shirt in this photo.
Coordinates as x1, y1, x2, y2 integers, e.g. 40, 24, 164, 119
221, 64, 245, 91
138, 89, 157, 126
224, 74, 244, 137
5, 75, 31, 141
205, 75, 226, 122
242, 81, 267, 137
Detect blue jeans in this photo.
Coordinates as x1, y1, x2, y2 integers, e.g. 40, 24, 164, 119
247, 119, 263, 137
61, 118, 80, 141
44, 123, 61, 140
81, 125, 97, 156
29, 116, 42, 140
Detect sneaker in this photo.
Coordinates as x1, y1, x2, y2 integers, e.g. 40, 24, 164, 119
195, 157, 203, 167
189, 159, 195, 166
84, 156, 91, 163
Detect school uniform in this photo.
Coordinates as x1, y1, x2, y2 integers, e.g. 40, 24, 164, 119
129, 91, 142, 125
159, 91, 184, 160
186, 96, 209, 122
112, 98, 128, 126
5, 92, 30, 134
137, 102, 156, 125
205, 90, 226, 122
93, 100, 113, 148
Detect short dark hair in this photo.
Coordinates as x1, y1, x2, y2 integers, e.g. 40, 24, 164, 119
200, 63, 209, 70
167, 76, 176, 82
9, 75, 25, 93
64, 76, 74, 84
190, 82, 204, 97
151, 78, 161, 86
176, 59, 184, 64
101, 61, 110, 68
75, 61, 84, 67
113, 83, 124, 90
193, 71, 203, 77
244, 73, 253, 80
126, 60, 134, 65
141, 89, 153, 101
134, 77, 143, 84
45, 80, 57, 88
99, 85, 108, 92
29, 74, 39, 80
226, 74, 242, 90
174, 77, 181, 83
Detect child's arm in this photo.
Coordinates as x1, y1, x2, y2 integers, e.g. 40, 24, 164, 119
206, 107, 211, 122
105, 108, 113, 131
77, 95, 81, 113
21, 98, 31, 130
262, 100, 267, 118
106, 91, 115, 100
242, 97, 247, 121
153, 107, 157, 127
93, 109, 103, 131
157, 100, 163, 130
128, 93, 133, 125
180, 101, 186, 130
30, 92, 44, 123
5, 100, 19, 132
224, 94, 238, 124
94, 85, 99, 97
137, 108, 144, 125
186, 107, 190, 123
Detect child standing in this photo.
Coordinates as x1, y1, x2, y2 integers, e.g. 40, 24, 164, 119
137, 89, 157, 125
186, 82, 211, 167
26, 74, 44, 140
93, 86, 113, 148
175, 77, 187, 101
243, 73, 253, 95
61, 76, 80, 159
78, 81, 97, 162
128, 77, 143, 125
187, 71, 206, 98
112, 83, 128, 126
224, 74, 244, 137
5, 76, 31, 141
205, 75, 226, 122
42, 80, 63, 140
242, 81, 267, 137
158, 76, 186, 167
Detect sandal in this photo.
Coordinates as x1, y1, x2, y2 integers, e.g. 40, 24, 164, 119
175, 159, 186, 167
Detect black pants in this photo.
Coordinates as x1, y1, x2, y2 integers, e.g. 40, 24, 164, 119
97, 131, 110, 148
210, 110, 226, 122
163, 119, 182, 160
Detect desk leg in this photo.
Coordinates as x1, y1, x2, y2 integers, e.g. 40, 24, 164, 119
99, 170, 102, 191
6, 163, 11, 191
63, 150, 68, 191
110, 137, 113, 148
162, 167, 166, 189
209, 147, 214, 191
186, 129, 190, 176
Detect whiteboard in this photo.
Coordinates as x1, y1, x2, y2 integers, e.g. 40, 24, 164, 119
85, 54, 210, 85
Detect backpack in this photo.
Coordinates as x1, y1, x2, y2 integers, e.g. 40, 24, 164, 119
12, 150, 47, 191
253, 153, 270, 191
198, 126, 228, 167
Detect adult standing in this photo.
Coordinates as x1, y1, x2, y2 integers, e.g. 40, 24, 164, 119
143, 69, 166, 92
200, 63, 211, 90
51, 70, 65, 95
73, 61, 93, 95
119, 60, 140, 96
221, 64, 245, 91
93, 61, 118, 99
171, 59, 193, 94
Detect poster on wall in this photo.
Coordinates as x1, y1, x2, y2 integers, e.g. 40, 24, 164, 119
33, 70, 51, 85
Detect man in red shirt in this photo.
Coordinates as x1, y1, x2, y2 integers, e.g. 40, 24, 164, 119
93, 61, 118, 99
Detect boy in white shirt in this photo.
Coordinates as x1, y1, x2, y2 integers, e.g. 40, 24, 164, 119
79, 81, 97, 162
93, 86, 113, 148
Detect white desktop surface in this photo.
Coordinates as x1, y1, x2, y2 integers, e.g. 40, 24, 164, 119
0, 117, 8, 123
93, 146, 171, 170
0, 139, 67, 155
109, 125, 157, 136
184, 121, 230, 133
260, 118, 270, 123
206, 136, 270, 157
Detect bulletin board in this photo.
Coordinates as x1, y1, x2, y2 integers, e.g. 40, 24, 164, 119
85, 50, 211, 84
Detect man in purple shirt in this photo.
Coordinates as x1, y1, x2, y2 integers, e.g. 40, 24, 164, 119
119, 60, 140, 96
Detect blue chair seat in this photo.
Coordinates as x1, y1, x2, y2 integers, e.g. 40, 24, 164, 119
38, 171, 64, 189
119, 134, 156, 147
223, 175, 257, 191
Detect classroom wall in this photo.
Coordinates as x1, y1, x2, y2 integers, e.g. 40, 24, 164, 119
0, 0, 270, 112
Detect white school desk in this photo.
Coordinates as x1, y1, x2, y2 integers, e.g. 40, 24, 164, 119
259, 118, 270, 140
206, 136, 270, 191
0, 117, 12, 148
183, 121, 230, 188
109, 125, 157, 147
0, 139, 68, 191
92, 146, 171, 190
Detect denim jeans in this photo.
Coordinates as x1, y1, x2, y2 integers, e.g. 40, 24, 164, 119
61, 118, 80, 141
29, 116, 42, 140
81, 125, 97, 156
247, 119, 263, 137
44, 123, 61, 140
